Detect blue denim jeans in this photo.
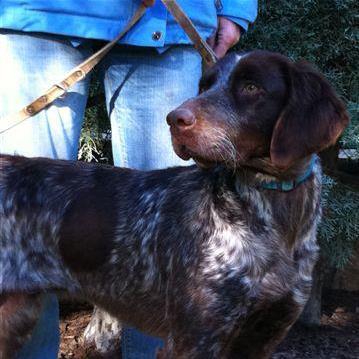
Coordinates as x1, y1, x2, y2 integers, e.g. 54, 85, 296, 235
0, 30, 201, 358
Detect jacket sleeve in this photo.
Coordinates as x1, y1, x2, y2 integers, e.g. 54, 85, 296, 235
216, 0, 258, 31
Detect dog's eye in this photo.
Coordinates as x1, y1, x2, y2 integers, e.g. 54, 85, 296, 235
243, 83, 259, 93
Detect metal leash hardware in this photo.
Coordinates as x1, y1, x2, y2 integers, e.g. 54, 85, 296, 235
0, 3, 148, 135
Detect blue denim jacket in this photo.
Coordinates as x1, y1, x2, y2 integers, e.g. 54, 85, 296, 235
0, 0, 257, 47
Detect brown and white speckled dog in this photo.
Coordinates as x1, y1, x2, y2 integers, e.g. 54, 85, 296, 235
0, 50, 349, 358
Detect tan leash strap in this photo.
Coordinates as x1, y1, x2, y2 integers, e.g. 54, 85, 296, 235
0, 3, 148, 135
0, 0, 218, 134
161, 0, 218, 67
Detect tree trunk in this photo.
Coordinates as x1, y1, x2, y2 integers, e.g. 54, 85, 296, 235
299, 257, 326, 326
83, 306, 122, 355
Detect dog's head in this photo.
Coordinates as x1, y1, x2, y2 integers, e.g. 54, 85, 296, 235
167, 50, 349, 171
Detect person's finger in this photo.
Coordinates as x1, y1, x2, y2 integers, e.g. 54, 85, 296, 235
213, 17, 241, 58
207, 30, 217, 49
213, 33, 240, 58
142, 0, 155, 7
213, 40, 231, 58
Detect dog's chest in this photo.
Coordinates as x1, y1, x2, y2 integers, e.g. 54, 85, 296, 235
200, 198, 273, 286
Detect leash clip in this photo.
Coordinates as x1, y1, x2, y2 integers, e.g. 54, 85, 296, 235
55, 80, 70, 99
55, 69, 85, 99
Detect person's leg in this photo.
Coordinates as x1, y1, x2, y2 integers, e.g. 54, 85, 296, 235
101, 45, 202, 358
102, 45, 201, 170
0, 29, 91, 358
0, 30, 91, 159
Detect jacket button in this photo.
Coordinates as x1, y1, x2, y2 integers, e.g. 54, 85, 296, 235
152, 31, 162, 41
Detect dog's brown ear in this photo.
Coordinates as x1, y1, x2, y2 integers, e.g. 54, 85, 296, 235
270, 61, 349, 169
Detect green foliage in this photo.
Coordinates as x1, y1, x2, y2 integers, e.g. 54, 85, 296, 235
78, 76, 111, 163
342, 102, 359, 152
319, 175, 359, 268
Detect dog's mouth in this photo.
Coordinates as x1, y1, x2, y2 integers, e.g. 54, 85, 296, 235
174, 143, 217, 169
193, 156, 216, 169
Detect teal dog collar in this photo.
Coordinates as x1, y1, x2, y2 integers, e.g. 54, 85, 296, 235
261, 157, 316, 192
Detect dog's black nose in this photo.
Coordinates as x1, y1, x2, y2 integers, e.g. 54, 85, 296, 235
166, 108, 196, 128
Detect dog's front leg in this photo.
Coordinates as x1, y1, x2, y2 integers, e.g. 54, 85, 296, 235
0, 293, 43, 359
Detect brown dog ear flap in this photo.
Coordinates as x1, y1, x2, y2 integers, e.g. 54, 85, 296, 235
270, 61, 349, 169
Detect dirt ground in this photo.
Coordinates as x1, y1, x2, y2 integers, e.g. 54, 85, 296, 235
59, 289, 359, 358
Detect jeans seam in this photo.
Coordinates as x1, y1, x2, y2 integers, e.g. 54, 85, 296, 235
108, 69, 128, 167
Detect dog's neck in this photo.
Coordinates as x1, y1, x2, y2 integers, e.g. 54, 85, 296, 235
234, 155, 317, 192
255, 156, 316, 192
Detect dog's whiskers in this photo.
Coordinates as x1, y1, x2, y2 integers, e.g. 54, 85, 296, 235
207, 127, 237, 170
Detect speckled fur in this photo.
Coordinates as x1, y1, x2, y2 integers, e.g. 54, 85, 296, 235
0, 51, 348, 358
0, 155, 321, 358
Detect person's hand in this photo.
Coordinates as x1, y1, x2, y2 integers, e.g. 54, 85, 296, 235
207, 17, 241, 59
142, 0, 155, 7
